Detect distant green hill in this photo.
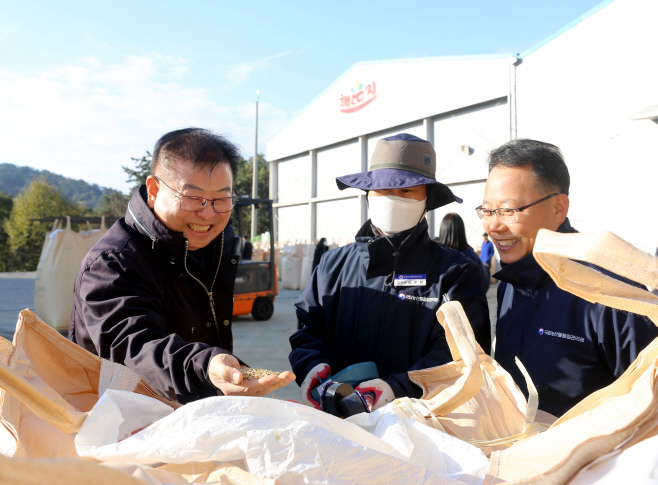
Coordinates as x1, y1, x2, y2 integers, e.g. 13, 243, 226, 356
0, 163, 122, 210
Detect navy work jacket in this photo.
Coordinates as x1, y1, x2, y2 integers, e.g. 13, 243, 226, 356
494, 218, 658, 417
289, 219, 491, 398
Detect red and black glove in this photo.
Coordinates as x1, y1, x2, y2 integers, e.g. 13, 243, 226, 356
355, 379, 395, 411
300, 363, 331, 410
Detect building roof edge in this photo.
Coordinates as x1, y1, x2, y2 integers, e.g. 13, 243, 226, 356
266, 55, 513, 153
519, 0, 617, 59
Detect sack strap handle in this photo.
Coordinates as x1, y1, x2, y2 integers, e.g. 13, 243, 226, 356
422, 300, 484, 415
424, 301, 540, 421
533, 230, 658, 324
0, 360, 87, 433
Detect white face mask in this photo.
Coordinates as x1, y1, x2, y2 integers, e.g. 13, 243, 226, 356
368, 195, 427, 234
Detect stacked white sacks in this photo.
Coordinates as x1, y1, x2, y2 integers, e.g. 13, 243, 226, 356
280, 243, 303, 289
276, 239, 353, 290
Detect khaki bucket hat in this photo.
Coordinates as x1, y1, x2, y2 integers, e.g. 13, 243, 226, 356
336, 133, 461, 210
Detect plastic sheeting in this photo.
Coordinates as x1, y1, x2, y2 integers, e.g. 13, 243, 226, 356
77, 390, 489, 485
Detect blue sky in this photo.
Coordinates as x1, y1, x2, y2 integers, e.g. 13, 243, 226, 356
0, 0, 604, 192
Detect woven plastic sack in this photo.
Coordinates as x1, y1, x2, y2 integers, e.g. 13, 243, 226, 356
0, 309, 178, 459
299, 255, 313, 289
35, 216, 107, 330
484, 230, 658, 484
75, 389, 489, 485
406, 301, 551, 456
0, 454, 274, 485
0, 454, 150, 485
568, 433, 658, 484
280, 255, 302, 289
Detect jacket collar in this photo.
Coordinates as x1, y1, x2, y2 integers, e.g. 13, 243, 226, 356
125, 185, 187, 257
494, 217, 577, 288
355, 217, 429, 249
355, 218, 431, 278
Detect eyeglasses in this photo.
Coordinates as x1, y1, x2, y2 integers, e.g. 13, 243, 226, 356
475, 193, 559, 224
154, 176, 237, 213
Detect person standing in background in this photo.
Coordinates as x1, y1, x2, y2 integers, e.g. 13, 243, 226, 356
480, 232, 494, 277
241, 235, 253, 261
312, 237, 328, 272
437, 213, 490, 294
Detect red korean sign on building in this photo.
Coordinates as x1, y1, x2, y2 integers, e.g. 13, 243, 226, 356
339, 79, 377, 113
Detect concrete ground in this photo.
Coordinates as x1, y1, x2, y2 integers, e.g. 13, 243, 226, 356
0, 272, 37, 341
0, 273, 498, 402
232, 288, 303, 401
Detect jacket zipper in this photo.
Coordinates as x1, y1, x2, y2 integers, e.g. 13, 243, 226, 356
128, 202, 159, 249
182, 234, 224, 346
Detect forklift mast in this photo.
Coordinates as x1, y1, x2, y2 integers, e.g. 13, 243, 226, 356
234, 197, 275, 278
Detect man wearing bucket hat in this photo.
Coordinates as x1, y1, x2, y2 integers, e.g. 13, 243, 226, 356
289, 134, 491, 411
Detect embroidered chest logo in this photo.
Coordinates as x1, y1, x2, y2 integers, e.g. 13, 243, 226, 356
397, 292, 439, 303
538, 328, 584, 343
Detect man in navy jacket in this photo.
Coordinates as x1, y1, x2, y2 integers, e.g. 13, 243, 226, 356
290, 134, 491, 411
476, 139, 658, 417
479, 233, 494, 274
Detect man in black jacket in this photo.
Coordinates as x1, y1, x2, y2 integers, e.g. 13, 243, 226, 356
477, 139, 658, 416
241, 236, 253, 261
70, 128, 294, 403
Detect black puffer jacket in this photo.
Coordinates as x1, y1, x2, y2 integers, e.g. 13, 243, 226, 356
69, 187, 238, 403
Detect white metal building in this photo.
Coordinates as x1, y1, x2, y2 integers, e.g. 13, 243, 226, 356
267, 0, 658, 253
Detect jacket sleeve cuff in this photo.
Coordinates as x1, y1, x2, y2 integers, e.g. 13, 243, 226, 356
386, 373, 424, 399
186, 347, 244, 402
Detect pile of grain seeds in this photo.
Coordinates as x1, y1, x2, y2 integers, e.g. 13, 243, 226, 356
240, 367, 280, 380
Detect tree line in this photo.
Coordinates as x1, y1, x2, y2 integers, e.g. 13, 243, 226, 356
0, 153, 269, 272
0, 163, 123, 209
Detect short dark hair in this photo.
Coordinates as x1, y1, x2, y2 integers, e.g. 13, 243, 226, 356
487, 139, 570, 196
437, 213, 469, 251
152, 128, 241, 181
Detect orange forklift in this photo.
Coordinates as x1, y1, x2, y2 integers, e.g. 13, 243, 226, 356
231, 197, 278, 320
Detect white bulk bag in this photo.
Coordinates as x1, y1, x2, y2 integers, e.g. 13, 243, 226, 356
280, 255, 302, 290
35, 217, 107, 330
302, 243, 314, 258
299, 256, 314, 290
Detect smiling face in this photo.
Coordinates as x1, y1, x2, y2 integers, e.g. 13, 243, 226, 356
146, 159, 233, 251
482, 165, 569, 264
